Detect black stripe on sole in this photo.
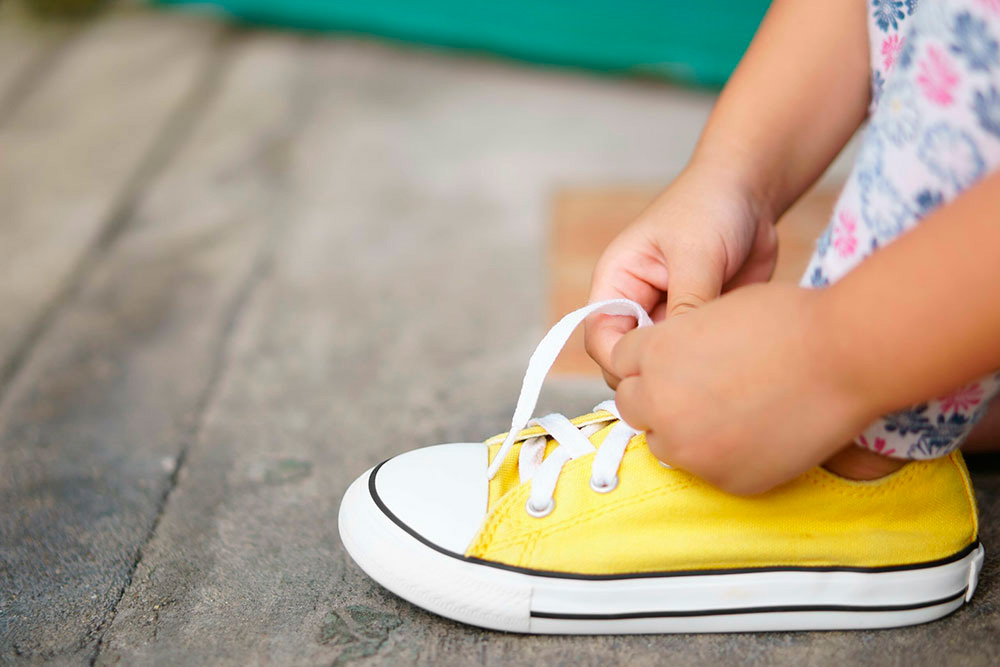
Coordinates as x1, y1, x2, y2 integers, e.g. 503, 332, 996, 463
530, 589, 968, 620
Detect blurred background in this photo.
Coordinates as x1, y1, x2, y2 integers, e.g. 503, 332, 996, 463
18, 0, 769, 85
11, 2, 986, 666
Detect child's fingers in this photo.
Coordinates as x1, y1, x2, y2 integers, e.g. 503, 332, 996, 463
585, 265, 666, 379
583, 313, 636, 382
600, 367, 621, 391
609, 324, 653, 381
663, 259, 725, 317
721, 251, 778, 292
614, 375, 652, 433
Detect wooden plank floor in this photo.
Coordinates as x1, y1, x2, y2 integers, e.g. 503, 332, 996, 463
1, 6, 998, 665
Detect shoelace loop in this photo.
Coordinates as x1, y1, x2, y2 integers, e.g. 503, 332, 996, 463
486, 299, 655, 517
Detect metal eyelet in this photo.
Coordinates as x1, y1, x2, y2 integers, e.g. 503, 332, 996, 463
525, 498, 554, 518
589, 475, 619, 493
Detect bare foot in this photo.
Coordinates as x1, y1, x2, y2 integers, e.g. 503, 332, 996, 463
823, 443, 908, 481
824, 396, 1000, 478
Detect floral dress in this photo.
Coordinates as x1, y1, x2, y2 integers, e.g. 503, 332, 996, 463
801, 0, 1000, 459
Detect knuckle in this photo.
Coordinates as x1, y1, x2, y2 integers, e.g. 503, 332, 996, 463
668, 292, 709, 315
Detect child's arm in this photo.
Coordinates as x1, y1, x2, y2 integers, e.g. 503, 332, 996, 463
830, 171, 1000, 418
611, 172, 1000, 495
693, 0, 871, 215
586, 0, 870, 385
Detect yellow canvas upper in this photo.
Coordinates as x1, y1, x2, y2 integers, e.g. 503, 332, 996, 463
471, 420, 979, 574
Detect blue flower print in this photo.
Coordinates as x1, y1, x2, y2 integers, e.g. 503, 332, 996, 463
816, 225, 832, 258
918, 123, 986, 189
907, 412, 970, 458
875, 81, 921, 145
855, 126, 885, 176
906, 0, 918, 15
859, 171, 913, 240
883, 403, 932, 437
873, 0, 905, 32
809, 266, 829, 288
914, 188, 944, 215
898, 33, 917, 69
973, 86, 1000, 138
951, 12, 999, 71
871, 69, 886, 107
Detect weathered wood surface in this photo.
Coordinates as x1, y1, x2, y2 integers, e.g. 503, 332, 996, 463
0, 3, 74, 121
0, 5, 998, 665
0, 8, 222, 393
97, 25, 999, 667
0, 8, 233, 660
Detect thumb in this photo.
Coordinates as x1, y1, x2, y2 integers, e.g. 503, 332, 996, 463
664, 258, 724, 317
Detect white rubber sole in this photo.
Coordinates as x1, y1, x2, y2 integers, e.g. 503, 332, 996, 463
339, 464, 985, 634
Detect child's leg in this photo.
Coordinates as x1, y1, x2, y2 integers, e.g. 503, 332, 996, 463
824, 442, 909, 479
802, 0, 1000, 462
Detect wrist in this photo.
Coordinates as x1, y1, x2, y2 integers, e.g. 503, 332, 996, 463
684, 151, 776, 229
810, 283, 901, 421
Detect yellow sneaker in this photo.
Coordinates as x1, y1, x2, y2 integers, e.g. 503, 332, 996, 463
338, 300, 984, 633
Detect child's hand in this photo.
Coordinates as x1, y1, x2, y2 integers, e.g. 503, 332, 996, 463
611, 283, 871, 495
584, 165, 777, 388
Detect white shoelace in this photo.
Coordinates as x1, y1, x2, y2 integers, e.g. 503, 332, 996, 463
485, 299, 655, 517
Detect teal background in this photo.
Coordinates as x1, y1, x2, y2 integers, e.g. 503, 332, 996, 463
154, 1, 770, 87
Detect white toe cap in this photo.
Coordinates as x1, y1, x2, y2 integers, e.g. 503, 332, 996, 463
370, 442, 489, 554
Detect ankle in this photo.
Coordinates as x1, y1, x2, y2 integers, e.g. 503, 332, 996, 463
822, 443, 908, 481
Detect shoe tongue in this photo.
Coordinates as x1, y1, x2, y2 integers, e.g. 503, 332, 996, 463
587, 420, 619, 448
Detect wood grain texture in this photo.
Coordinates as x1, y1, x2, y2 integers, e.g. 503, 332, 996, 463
0, 9, 230, 660
0, 9, 221, 396
0, 2, 75, 121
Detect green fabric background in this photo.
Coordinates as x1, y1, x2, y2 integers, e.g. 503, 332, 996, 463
155, 0, 769, 87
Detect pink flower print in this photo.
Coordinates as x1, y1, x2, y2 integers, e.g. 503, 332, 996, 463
832, 210, 858, 258
938, 383, 984, 414
917, 46, 959, 106
882, 35, 903, 70
859, 435, 896, 457
978, 0, 1000, 16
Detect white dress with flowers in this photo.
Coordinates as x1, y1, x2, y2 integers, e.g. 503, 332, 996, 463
801, 0, 1000, 458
